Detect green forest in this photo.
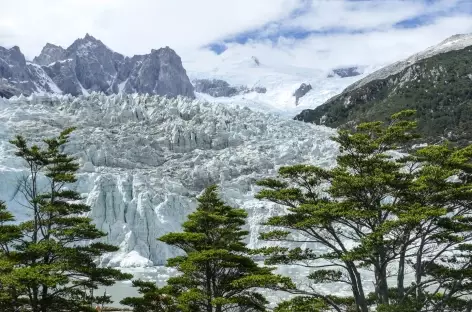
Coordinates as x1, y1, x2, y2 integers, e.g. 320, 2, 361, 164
295, 47, 472, 145
2, 110, 472, 311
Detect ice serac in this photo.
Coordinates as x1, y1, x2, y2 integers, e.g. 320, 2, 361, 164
0, 93, 338, 267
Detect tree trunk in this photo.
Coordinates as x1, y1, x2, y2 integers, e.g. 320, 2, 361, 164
30, 167, 40, 312
374, 264, 389, 305
415, 236, 426, 312
206, 262, 213, 312
397, 245, 406, 299
346, 261, 369, 312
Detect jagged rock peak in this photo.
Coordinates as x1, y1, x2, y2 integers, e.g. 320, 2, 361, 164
33, 43, 66, 66
0, 45, 26, 64
66, 33, 111, 54
17, 34, 196, 98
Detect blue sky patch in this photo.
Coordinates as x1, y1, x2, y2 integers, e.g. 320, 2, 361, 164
204, 0, 472, 55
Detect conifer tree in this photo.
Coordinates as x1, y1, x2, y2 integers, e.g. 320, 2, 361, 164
255, 110, 472, 311
385, 142, 472, 312
120, 280, 179, 312
1, 128, 131, 312
123, 185, 293, 312
0, 201, 23, 311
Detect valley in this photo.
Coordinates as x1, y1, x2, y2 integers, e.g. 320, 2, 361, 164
2, 31, 472, 311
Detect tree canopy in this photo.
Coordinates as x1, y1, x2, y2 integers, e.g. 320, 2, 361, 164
0, 128, 131, 312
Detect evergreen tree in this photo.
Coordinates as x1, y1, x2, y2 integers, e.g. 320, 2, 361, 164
0, 201, 23, 311
255, 110, 472, 311
123, 185, 293, 312
384, 142, 472, 312
120, 281, 179, 312
1, 128, 131, 312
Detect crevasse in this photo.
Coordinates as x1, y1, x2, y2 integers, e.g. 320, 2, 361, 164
0, 93, 338, 267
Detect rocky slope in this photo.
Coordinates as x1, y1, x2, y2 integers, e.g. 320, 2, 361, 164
295, 34, 472, 143
0, 34, 194, 98
0, 93, 338, 267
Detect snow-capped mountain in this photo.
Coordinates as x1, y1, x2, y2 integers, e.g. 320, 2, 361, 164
0, 93, 338, 267
183, 51, 377, 117
0, 34, 194, 98
1, 34, 376, 117
343, 33, 472, 93
0, 46, 61, 96
294, 33, 472, 143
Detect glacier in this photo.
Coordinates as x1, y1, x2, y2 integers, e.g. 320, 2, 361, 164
0, 93, 339, 267
181, 47, 381, 117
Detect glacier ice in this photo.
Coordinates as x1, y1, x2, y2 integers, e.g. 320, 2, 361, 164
0, 93, 339, 267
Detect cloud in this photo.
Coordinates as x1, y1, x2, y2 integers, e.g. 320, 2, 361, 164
180, 14, 472, 75
0, 0, 471, 73
193, 0, 472, 70
0, 0, 301, 58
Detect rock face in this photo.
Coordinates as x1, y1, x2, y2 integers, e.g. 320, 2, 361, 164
0, 34, 195, 98
194, 79, 238, 97
33, 43, 66, 66
0, 46, 38, 95
0, 93, 338, 267
0, 83, 20, 98
194, 79, 266, 97
329, 67, 362, 78
42, 59, 82, 96
294, 34, 472, 143
122, 47, 195, 98
293, 83, 312, 105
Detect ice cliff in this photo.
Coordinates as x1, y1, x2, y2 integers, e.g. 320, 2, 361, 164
0, 93, 338, 267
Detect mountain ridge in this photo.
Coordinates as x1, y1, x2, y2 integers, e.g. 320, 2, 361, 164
294, 33, 472, 143
0, 34, 195, 98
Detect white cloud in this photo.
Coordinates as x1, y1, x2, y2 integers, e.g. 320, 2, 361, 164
181, 14, 472, 73
0, 0, 471, 73
0, 0, 300, 59
284, 0, 464, 31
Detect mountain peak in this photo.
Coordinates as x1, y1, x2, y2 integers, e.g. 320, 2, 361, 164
151, 46, 176, 54
0, 45, 26, 65
439, 33, 472, 45
4, 35, 196, 98
43, 42, 63, 49
9, 46, 21, 52
84, 33, 98, 41
33, 42, 66, 66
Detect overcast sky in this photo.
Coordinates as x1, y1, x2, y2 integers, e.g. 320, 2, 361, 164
1, 0, 472, 69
